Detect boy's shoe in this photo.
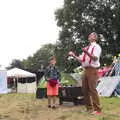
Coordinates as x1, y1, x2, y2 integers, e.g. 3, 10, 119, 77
90, 111, 101, 115
52, 105, 56, 109
48, 105, 52, 108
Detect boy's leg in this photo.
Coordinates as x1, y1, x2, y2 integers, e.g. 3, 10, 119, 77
48, 95, 52, 107
53, 95, 57, 107
52, 84, 59, 108
47, 82, 53, 107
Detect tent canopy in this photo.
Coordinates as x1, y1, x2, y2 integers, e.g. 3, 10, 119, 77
7, 68, 36, 78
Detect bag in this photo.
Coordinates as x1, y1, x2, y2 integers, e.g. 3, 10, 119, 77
48, 79, 58, 87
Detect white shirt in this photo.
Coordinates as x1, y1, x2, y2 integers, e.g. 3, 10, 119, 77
80, 42, 102, 68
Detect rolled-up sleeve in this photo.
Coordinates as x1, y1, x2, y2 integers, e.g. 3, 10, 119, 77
93, 45, 102, 59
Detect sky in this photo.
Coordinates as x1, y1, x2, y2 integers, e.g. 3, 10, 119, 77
0, 0, 63, 67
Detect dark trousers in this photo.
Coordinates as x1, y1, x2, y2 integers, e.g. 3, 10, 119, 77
82, 67, 101, 112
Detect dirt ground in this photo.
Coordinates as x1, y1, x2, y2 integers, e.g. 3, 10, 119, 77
0, 94, 120, 120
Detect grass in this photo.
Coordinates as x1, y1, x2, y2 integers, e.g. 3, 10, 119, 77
0, 94, 120, 120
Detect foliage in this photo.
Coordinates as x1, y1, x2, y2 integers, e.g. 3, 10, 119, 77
7, 44, 56, 72
37, 77, 46, 88
102, 54, 113, 66
7, 59, 24, 70
55, 0, 120, 70
60, 72, 77, 86
7, 0, 120, 73
22, 44, 56, 72
37, 72, 77, 88
74, 66, 83, 73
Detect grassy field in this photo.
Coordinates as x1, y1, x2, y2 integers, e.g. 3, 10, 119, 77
0, 93, 120, 120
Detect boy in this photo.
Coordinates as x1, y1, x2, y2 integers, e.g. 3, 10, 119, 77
45, 56, 60, 109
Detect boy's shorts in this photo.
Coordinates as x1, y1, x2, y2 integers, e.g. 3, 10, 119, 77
46, 82, 59, 96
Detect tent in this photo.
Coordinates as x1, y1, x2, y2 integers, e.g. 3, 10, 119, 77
96, 76, 120, 97
7, 68, 36, 93
7, 68, 36, 78
97, 57, 120, 97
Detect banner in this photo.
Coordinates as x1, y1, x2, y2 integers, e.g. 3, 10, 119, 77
0, 70, 8, 94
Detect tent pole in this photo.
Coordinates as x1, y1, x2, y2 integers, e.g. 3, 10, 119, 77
13, 78, 15, 92
16, 77, 18, 93
26, 78, 27, 93
35, 76, 37, 92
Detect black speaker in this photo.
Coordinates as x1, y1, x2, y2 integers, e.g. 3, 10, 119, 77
36, 88, 47, 99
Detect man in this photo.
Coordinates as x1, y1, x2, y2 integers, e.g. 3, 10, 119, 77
69, 32, 102, 115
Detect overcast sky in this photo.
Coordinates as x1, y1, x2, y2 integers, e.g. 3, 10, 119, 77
0, 0, 63, 67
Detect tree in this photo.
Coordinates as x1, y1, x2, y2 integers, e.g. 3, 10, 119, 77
22, 44, 56, 73
7, 44, 57, 81
55, 0, 120, 70
7, 59, 24, 70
